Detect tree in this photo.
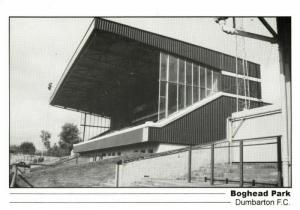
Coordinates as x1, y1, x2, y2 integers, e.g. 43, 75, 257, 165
58, 123, 81, 155
19, 142, 36, 155
10, 144, 20, 153
48, 143, 61, 157
40, 130, 51, 150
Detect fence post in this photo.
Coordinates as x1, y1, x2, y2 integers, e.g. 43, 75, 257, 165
187, 145, 192, 183
10, 165, 18, 187
228, 141, 231, 164
210, 143, 214, 185
277, 136, 283, 187
239, 140, 244, 187
115, 160, 122, 187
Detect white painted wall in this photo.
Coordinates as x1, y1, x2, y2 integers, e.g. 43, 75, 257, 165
230, 105, 282, 140
156, 144, 186, 153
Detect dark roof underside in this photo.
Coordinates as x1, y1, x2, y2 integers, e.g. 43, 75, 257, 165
50, 18, 261, 117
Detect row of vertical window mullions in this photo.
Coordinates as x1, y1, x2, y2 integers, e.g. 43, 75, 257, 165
158, 53, 221, 120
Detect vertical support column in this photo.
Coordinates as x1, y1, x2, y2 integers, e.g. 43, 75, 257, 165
158, 53, 162, 121
115, 160, 122, 188
82, 113, 87, 142
176, 58, 179, 112
277, 17, 291, 187
187, 145, 192, 183
233, 17, 239, 113
165, 55, 169, 117
239, 140, 244, 187
210, 143, 214, 185
10, 165, 18, 187
277, 136, 283, 187
228, 141, 231, 164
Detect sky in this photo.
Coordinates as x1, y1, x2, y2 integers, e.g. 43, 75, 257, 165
10, 17, 280, 150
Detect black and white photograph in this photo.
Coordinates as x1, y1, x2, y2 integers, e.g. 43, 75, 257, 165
8, 16, 291, 189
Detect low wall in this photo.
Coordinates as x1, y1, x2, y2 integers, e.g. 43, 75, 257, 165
119, 151, 189, 186
118, 139, 278, 186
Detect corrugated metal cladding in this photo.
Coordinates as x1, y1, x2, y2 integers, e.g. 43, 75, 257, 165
148, 96, 265, 145
95, 18, 261, 79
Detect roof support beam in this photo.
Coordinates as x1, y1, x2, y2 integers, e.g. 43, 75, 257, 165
216, 17, 278, 44
258, 17, 278, 39
235, 29, 278, 43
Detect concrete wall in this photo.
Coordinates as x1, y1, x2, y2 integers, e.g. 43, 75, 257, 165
118, 140, 278, 186
156, 144, 186, 153
230, 105, 282, 140
119, 151, 189, 186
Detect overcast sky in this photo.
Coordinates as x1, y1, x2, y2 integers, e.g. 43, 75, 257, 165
10, 17, 280, 150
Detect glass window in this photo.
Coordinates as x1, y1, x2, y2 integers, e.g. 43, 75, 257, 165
206, 89, 212, 97
169, 55, 178, 82
160, 81, 166, 97
238, 78, 245, 96
186, 86, 192, 106
159, 97, 166, 119
200, 66, 206, 88
245, 80, 249, 97
193, 65, 199, 87
179, 59, 185, 83
168, 83, 177, 115
193, 87, 199, 103
160, 53, 168, 81
148, 149, 154, 153
186, 62, 192, 85
249, 80, 259, 98
238, 99, 246, 111
213, 71, 221, 92
178, 84, 185, 110
158, 52, 230, 121
206, 69, 212, 90
200, 87, 206, 100
237, 59, 244, 75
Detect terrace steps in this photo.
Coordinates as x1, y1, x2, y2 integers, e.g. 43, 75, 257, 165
191, 163, 279, 186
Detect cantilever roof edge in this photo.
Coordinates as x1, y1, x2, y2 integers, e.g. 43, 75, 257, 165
49, 19, 96, 105
50, 18, 261, 106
